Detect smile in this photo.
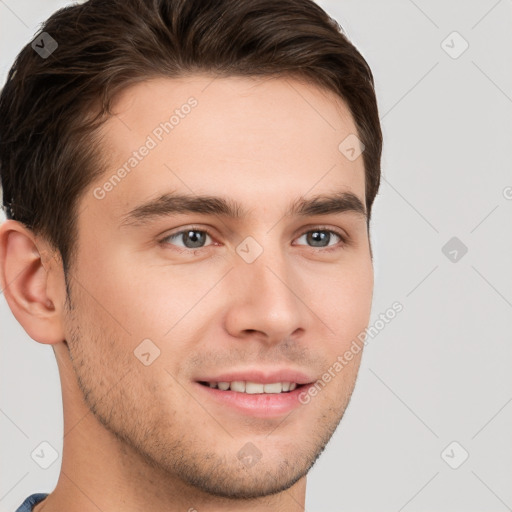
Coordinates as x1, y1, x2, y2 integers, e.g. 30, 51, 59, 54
199, 381, 300, 394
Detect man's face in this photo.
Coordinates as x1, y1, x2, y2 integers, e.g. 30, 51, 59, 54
64, 75, 373, 498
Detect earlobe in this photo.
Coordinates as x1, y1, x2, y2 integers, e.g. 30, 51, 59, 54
0, 220, 66, 345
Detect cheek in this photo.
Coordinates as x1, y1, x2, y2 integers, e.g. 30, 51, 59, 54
122, 265, 225, 339
315, 258, 374, 345
73, 245, 201, 339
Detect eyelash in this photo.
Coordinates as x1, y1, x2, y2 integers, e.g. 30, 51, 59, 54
159, 225, 348, 253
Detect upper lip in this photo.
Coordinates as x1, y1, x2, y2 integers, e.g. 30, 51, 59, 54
195, 368, 315, 385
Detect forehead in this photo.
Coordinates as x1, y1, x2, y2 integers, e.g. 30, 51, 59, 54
88, 75, 365, 221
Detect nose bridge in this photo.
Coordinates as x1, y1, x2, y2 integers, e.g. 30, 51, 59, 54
225, 237, 306, 342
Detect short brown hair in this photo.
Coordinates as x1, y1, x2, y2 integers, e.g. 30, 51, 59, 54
0, 0, 382, 272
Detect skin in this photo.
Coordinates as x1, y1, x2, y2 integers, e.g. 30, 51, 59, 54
0, 75, 373, 512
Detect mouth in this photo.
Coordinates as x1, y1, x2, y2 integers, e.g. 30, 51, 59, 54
193, 371, 316, 418
198, 380, 307, 394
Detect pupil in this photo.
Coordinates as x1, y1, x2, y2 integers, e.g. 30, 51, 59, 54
308, 231, 329, 247
185, 230, 205, 248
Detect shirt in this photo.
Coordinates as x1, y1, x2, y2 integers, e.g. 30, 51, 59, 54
14, 493, 48, 512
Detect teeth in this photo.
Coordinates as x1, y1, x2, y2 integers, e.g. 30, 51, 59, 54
230, 381, 246, 392
246, 382, 264, 394
204, 381, 299, 394
263, 382, 282, 394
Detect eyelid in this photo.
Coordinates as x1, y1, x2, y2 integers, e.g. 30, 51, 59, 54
292, 225, 348, 250
295, 224, 347, 240
159, 225, 217, 246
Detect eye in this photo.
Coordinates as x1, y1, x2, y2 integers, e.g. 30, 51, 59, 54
159, 226, 347, 253
294, 228, 345, 250
161, 227, 214, 249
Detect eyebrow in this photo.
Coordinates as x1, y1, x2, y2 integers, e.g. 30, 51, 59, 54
120, 190, 367, 227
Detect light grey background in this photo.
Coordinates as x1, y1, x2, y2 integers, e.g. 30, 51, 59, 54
1, 1, 511, 511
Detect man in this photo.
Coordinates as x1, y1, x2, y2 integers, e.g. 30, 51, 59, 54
0, 0, 382, 510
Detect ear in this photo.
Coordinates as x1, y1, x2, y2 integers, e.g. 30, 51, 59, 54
0, 220, 66, 344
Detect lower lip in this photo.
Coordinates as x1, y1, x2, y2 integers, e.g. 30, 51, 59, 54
194, 382, 311, 418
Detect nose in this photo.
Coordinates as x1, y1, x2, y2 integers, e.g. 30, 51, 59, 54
223, 247, 310, 345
